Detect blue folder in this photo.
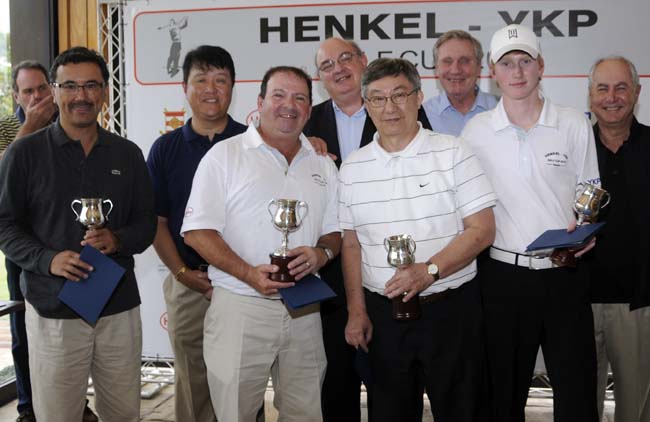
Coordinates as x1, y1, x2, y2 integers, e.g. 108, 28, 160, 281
58, 245, 125, 325
525, 222, 606, 252
279, 274, 336, 310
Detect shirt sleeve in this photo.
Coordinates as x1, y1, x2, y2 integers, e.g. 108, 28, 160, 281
453, 137, 497, 219
320, 159, 341, 236
574, 115, 601, 188
113, 143, 157, 256
338, 164, 355, 231
181, 148, 228, 235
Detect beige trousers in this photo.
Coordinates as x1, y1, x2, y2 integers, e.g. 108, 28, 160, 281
204, 286, 326, 422
163, 272, 216, 422
593, 303, 650, 422
25, 303, 142, 422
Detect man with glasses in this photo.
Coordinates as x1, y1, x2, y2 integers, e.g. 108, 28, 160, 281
461, 24, 600, 421
0, 47, 156, 422
421, 30, 498, 136
340, 58, 496, 421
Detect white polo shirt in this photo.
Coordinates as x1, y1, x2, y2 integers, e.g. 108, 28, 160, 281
460, 92, 600, 254
339, 124, 497, 295
181, 125, 340, 298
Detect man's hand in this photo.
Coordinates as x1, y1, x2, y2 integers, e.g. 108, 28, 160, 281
244, 264, 292, 296
49, 250, 93, 281
20, 94, 57, 134
81, 228, 120, 254
566, 220, 597, 258
384, 263, 433, 302
307, 136, 338, 161
177, 269, 212, 295
286, 246, 327, 280
345, 310, 373, 352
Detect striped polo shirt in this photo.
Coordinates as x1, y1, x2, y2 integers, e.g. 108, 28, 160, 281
339, 125, 496, 295
0, 114, 21, 154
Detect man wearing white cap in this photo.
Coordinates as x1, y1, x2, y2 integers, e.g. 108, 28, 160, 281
461, 24, 600, 421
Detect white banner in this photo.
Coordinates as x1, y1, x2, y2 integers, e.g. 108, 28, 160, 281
125, 0, 650, 360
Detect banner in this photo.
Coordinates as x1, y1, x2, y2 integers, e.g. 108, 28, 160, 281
124, 0, 650, 360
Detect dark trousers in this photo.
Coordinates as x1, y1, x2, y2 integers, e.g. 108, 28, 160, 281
365, 279, 488, 422
321, 304, 367, 422
481, 258, 598, 422
6, 258, 32, 413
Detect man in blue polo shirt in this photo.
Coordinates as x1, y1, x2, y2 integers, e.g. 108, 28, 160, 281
421, 30, 497, 136
146, 45, 246, 422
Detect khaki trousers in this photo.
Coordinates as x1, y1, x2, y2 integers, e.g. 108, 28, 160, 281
593, 303, 650, 422
163, 272, 216, 422
204, 286, 326, 422
25, 303, 142, 422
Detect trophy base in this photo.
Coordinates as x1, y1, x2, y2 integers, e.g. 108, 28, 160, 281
269, 254, 295, 283
392, 293, 422, 321
550, 249, 577, 267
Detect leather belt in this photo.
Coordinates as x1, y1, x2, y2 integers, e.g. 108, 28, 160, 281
489, 246, 560, 270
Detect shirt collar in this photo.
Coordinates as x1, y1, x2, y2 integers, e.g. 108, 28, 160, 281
181, 115, 237, 143
51, 120, 112, 148
491, 90, 556, 132
242, 124, 315, 155
438, 86, 488, 115
372, 122, 424, 165
332, 101, 366, 118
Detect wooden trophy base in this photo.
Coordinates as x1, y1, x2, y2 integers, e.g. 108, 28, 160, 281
392, 293, 422, 321
269, 254, 294, 282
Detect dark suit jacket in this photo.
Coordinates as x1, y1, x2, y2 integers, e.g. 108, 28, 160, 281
303, 99, 432, 309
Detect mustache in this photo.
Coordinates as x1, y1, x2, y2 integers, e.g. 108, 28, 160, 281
69, 101, 94, 109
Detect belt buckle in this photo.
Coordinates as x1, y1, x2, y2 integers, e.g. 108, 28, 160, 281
524, 253, 550, 270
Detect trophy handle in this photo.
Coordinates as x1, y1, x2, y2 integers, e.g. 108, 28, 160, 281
384, 238, 390, 252
296, 201, 309, 225
103, 199, 114, 219
71, 199, 82, 221
408, 238, 417, 255
267, 199, 278, 219
600, 192, 611, 209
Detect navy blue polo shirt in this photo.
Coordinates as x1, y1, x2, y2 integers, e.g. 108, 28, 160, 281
147, 116, 247, 269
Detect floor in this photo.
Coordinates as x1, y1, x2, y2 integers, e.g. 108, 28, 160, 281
0, 385, 616, 421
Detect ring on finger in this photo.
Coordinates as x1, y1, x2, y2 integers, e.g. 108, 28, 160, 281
305, 261, 311, 268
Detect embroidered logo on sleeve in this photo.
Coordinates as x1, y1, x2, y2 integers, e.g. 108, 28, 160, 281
185, 207, 194, 217
111, 169, 121, 175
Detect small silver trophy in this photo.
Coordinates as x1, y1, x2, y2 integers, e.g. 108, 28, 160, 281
574, 183, 611, 226
384, 234, 421, 321
268, 198, 309, 282
71, 198, 114, 229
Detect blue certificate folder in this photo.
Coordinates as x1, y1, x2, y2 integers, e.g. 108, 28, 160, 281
525, 222, 606, 252
58, 245, 125, 325
279, 274, 336, 310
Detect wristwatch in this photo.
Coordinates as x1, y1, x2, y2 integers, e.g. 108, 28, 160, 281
318, 245, 334, 262
425, 260, 439, 282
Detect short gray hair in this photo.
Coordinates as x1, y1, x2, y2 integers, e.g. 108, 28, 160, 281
314, 38, 363, 69
361, 58, 421, 98
433, 30, 484, 65
588, 56, 640, 89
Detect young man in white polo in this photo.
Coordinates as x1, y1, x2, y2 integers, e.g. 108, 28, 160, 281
461, 24, 600, 421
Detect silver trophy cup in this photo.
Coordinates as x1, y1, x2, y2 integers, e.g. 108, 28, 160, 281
71, 198, 114, 229
268, 198, 309, 282
384, 234, 421, 321
574, 183, 611, 225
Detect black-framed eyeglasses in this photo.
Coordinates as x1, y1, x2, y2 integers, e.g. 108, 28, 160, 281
365, 88, 419, 108
318, 51, 362, 73
52, 81, 105, 95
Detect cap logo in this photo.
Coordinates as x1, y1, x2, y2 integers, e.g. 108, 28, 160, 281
508, 28, 519, 39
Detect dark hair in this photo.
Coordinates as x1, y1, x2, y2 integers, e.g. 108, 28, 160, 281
259, 66, 312, 104
361, 58, 421, 98
12, 60, 50, 92
182, 45, 236, 85
50, 47, 109, 83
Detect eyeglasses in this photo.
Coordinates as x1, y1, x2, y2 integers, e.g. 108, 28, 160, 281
52, 81, 105, 95
318, 51, 362, 73
365, 88, 419, 108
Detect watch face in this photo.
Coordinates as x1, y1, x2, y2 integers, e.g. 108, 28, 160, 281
428, 263, 439, 276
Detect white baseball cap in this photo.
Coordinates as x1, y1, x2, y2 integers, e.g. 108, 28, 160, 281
489, 24, 541, 64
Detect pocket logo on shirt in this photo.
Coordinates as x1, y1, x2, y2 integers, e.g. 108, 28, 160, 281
111, 169, 121, 175
312, 173, 327, 187
544, 151, 568, 167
